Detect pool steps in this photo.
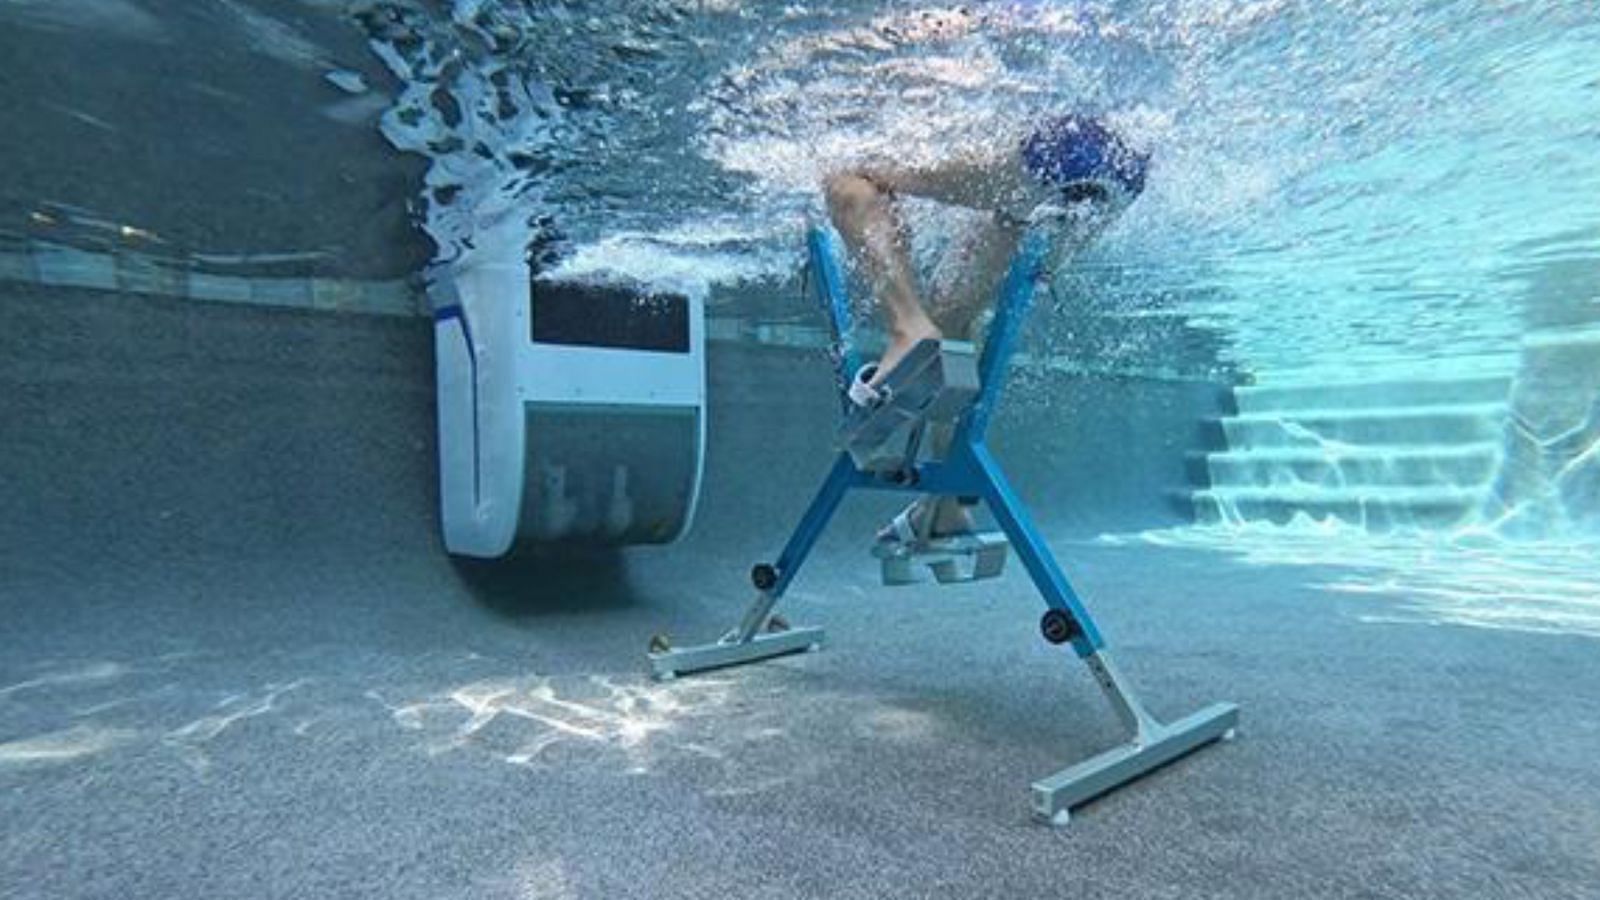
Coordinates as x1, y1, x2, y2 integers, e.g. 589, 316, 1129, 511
1193, 376, 1513, 530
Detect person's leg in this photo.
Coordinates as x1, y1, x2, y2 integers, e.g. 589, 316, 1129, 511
927, 213, 1025, 341
915, 215, 1027, 537
823, 173, 940, 385
830, 163, 1025, 543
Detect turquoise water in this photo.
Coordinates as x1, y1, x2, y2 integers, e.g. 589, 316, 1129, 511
359, 0, 1600, 634
364, 1, 1598, 374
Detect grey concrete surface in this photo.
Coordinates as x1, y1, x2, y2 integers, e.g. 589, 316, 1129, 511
0, 1, 429, 278
3, 286, 1599, 899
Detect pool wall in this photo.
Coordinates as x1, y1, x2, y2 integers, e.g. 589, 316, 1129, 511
0, 285, 1227, 586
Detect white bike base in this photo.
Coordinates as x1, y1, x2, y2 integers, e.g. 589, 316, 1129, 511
1032, 702, 1239, 826
648, 626, 826, 680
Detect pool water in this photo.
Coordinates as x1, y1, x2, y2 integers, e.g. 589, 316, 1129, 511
359, 0, 1600, 633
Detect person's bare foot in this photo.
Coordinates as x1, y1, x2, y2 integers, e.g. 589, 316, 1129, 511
929, 497, 976, 536
871, 321, 942, 387
876, 496, 977, 544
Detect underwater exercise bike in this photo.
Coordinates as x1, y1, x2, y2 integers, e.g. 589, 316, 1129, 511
645, 216, 1239, 825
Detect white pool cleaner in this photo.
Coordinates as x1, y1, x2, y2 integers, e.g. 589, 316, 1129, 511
431, 261, 706, 557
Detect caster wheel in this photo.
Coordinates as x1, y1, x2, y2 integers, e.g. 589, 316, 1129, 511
751, 563, 778, 591
1039, 609, 1080, 645
648, 633, 671, 655
1048, 809, 1071, 828
1222, 727, 1237, 742
766, 614, 790, 633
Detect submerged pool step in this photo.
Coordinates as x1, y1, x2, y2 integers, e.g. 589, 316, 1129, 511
1193, 375, 1517, 533
1216, 402, 1508, 449
1199, 443, 1502, 490
1191, 485, 1487, 530
1233, 376, 1512, 415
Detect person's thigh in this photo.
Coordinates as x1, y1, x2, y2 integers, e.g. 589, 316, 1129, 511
864, 151, 1035, 213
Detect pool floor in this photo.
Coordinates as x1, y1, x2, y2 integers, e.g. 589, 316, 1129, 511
4, 535, 1598, 899
2, 286, 1597, 898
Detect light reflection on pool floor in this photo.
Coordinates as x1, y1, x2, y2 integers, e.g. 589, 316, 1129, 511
1102, 523, 1600, 639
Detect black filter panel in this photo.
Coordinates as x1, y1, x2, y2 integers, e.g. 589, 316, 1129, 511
530, 279, 689, 353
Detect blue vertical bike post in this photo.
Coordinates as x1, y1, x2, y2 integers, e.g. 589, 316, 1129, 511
647, 223, 1238, 825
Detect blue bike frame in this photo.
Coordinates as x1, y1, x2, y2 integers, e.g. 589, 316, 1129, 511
648, 224, 1238, 825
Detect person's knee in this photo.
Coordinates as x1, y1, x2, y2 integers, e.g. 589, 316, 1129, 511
824, 172, 881, 218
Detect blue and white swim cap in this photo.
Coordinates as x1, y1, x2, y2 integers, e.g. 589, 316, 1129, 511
1020, 114, 1149, 200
